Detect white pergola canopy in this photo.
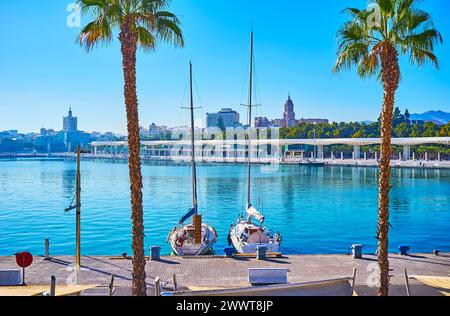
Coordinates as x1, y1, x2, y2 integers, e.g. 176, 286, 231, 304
91, 137, 450, 148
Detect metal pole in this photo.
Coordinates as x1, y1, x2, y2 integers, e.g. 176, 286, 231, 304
22, 256, 26, 286
109, 274, 115, 296
173, 274, 178, 292
247, 30, 254, 206
313, 127, 317, 162
351, 268, 357, 293
76, 146, 81, 283
189, 62, 198, 210
155, 277, 161, 296
50, 275, 56, 296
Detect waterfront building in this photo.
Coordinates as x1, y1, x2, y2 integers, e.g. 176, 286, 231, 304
206, 108, 241, 128
61, 108, 90, 152
255, 117, 271, 128
40, 128, 56, 136
149, 123, 168, 136
63, 107, 78, 132
4, 130, 19, 137
254, 95, 329, 128
63, 131, 91, 152
139, 124, 169, 139
33, 133, 66, 153
90, 131, 119, 142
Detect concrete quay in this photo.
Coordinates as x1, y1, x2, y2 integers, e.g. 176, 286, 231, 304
1, 253, 449, 296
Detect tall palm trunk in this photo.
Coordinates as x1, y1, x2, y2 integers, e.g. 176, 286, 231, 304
377, 43, 400, 297
120, 21, 147, 297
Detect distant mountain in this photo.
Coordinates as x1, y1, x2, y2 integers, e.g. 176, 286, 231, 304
410, 111, 450, 125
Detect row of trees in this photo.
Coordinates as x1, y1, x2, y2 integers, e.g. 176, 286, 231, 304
279, 115, 449, 157
280, 120, 449, 139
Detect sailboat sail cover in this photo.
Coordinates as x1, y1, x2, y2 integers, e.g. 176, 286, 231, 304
246, 204, 265, 223
180, 207, 197, 224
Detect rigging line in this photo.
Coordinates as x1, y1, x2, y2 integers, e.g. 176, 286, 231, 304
189, 69, 209, 215
179, 70, 189, 118
192, 73, 204, 110
177, 72, 190, 217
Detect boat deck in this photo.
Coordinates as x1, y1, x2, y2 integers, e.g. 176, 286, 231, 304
0, 253, 449, 296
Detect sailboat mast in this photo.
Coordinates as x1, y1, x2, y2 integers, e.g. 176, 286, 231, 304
246, 31, 254, 207
75, 145, 81, 281
189, 62, 198, 210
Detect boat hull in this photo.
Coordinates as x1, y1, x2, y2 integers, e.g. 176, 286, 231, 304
168, 223, 217, 256
230, 221, 280, 254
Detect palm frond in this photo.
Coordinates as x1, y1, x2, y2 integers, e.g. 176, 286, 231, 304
77, 17, 113, 51
77, 0, 183, 52
334, 0, 442, 76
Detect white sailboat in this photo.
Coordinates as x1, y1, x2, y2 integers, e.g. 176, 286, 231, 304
167, 62, 217, 256
229, 31, 281, 254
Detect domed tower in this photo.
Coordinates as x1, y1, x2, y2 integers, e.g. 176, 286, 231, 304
283, 95, 296, 127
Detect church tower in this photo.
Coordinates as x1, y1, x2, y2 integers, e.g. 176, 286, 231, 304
283, 95, 296, 127
63, 107, 78, 132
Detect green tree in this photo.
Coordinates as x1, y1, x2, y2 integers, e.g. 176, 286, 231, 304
423, 122, 438, 137
352, 130, 365, 138
404, 109, 411, 124
77, 0, 184, 296
393, 107, 402, 126
411, 123, 423, 138
394, 122, 410, 137
333, 0, 442, 296
438, 123, 450, 137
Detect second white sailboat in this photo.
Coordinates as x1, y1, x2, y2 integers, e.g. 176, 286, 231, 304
229, 31, 282, 254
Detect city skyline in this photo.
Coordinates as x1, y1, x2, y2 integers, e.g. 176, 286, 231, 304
1, 1, 449, 134
5, 100, 448, 136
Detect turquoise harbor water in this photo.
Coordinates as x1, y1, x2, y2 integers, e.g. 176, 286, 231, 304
0, 158, 449, 256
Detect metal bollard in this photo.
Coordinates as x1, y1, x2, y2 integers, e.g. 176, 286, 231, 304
44, 238, 50, 260
399, 246, 410, 256
351, 244, 363, 259
256, 246, 267, 261
224, 247, 235, 258
151, 246, 161, 261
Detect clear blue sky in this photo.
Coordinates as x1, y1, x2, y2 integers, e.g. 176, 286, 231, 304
1, 0, 449, 134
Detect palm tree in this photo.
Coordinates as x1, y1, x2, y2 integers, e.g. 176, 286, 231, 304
77, 0, 183, 296
333, 0, 441, 296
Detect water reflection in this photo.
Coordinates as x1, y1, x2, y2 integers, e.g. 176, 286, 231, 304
0, 159, 449, 256
62, 168, 76, 198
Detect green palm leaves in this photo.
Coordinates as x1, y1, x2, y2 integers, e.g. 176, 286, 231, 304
77, 0, 184, 51
333, 0, 442, 77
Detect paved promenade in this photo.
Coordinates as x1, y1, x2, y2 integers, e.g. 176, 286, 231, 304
1, 253, 449, 296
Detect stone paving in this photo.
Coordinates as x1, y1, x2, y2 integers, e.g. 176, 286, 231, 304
1, 253, 449, 296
